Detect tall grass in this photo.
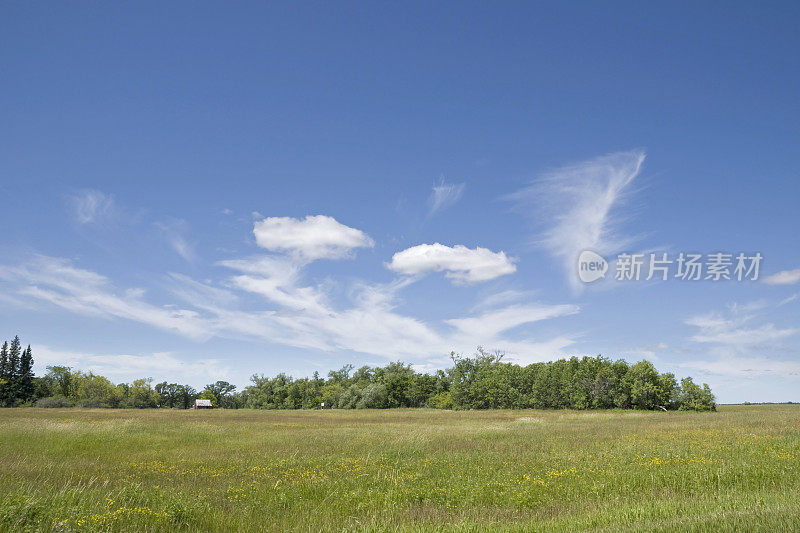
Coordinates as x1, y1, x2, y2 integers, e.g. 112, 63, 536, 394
1, 406, 798, 531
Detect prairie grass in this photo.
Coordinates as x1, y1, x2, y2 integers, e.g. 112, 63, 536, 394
0, 405, 798, 531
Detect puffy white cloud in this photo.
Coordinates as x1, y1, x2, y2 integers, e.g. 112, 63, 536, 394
508, 150, 645, 289
428, 176, 465, 215
253, 215, 373, 261
763, 268, 800, 285
387, 243, 516, 284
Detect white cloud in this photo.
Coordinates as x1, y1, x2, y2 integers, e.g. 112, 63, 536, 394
32, 346, 229, 384
0, 252, 577, 366
446, 303, 578, 339
4, 189, 582, 372
727, 300, 769, 314
508, 150, 645, 289
685, 312, 733, 331
253, 215, 374, 261
428, 176, 465, 215
491, 336, 579, 366
692, 324, 796, 345
679, 303, 800, 389
685, 310, 797, 346
166, 273, 239, 310
0, 256, 212, 340
680, 355, 800, 379
219, 255, 331, 315
68, 190, 116, 224
387, 243, 516, 284
471, 289, 538, 311
213, 259, 447, 358
763, 268, 800, 285
154, 219, 196, 263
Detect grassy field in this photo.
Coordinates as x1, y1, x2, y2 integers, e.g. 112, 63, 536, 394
1, 406, 799, 532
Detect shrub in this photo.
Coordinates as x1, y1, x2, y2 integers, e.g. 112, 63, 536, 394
337, 385, 361, 409
34, 396, 73, 408
357, 383, 388, 409
78, 398, 107, 408
676, 377, 716, 411
427, 391, 453, 409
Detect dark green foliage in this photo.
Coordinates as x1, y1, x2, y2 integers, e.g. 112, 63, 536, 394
123, 378, 160, 408
156, 382, 198, 409
238, 348, 714, 412
6, 337, 21, 405
0, 342, 8, 404
676, 377, 717, 411
202, 381, 238, 409
18, 346, 34, 403
0, 336, 35, 406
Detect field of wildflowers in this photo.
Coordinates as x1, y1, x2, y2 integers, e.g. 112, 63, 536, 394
1, 405, 798, 531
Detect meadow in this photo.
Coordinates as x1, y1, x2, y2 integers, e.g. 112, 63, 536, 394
1, 405, 798, 532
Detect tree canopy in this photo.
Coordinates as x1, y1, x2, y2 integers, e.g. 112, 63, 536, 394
0, 337, 716, 411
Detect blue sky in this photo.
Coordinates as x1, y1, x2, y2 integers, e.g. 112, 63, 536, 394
1, 2, 799, 402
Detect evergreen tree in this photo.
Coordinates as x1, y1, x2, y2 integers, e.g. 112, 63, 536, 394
18, 345, 34, 404
6, 336, 21, 405
0, 341, 8, 378
0, 341, 8, 406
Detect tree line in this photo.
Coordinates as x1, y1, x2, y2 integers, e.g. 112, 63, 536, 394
0, 338, 716, 411
0, 336, 35, 406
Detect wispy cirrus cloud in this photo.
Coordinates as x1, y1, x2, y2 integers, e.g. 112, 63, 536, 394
763, 268, 800, 285
681, 301, 799, 380
685, 306, 796, 346
428, 176, 465, 215
0, 255, 212, 340
218, 255, 331, 315
508, 150, 645, 289
386, 243, 516, 284
67, 190, 117, 224
680, 355, 800, 378
470, 289, 539, 312
446, 303, 579, 340
154, 219, 197, 263
779, 293, 799, 306
691, 322, 796, 345
32, 346, 229, 384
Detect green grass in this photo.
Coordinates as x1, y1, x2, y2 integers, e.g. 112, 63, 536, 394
1, 405, 798, 532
